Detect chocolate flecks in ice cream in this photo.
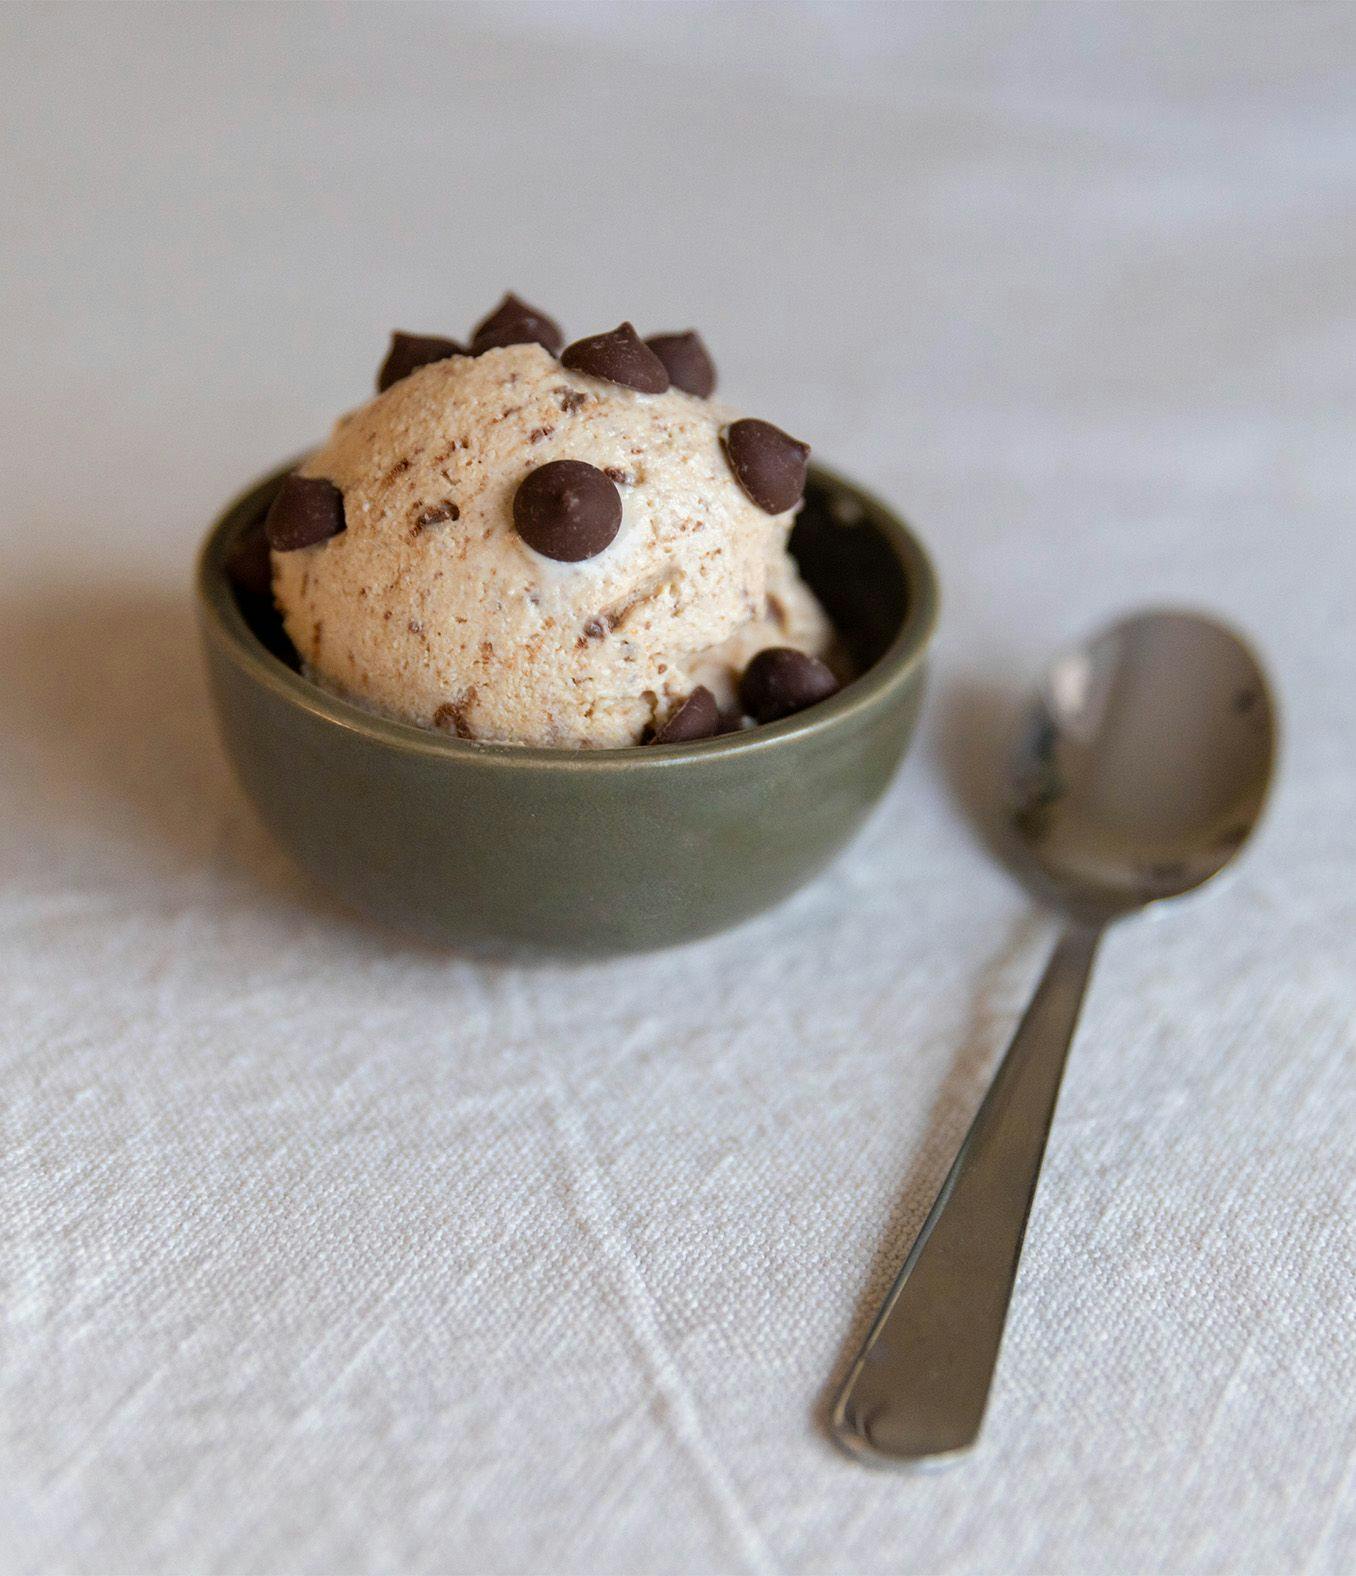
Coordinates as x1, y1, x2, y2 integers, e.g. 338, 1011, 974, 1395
414, 501, 460, 531
561, 323, 670, 393
267, 304, 836, 748
644, 331, 717, 397
433, 694, 478, 739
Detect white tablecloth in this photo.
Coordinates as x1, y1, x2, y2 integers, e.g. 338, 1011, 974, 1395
3, 5, 1353, 1572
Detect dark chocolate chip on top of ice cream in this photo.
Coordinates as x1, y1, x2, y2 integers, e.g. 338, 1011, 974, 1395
471, 293, 564, 356
739, 647, 838, 723
644, 331, 716, 397
378, 332, 465, 393
561, 323, 670, 394
722, 419, 810, 514
265, 474, 347, 552
513, 460, 621, 562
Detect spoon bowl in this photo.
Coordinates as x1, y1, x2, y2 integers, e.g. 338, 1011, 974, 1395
1009, 609, 1277, 921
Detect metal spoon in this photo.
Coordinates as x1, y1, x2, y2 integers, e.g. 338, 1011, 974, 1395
831, 608, 1277, 1467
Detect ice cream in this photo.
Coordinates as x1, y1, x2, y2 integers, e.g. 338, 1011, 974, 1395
265, 299, 835, 748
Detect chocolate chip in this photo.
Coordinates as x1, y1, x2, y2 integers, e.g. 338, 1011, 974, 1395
264, 474, 346, 552
377, 332, 464, 393
650, 686, 719, 745
722, 419, 810, 514
561, 322, 669, 393
603, 467, 631, 486
513, 460, 621, 562
556, 388, 588, 413
738, 647, 839, 723
470, 293, 563, 356
225, 520, 273, 599
644, 331, 716, 397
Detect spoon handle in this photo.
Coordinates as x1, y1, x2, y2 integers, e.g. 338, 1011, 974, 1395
831, 922, 1102, 1466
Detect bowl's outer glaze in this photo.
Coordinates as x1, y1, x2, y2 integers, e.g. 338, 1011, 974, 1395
197, 464, 937, 956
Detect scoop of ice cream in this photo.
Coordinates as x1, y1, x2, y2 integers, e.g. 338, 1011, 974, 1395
271, 341, 830, 747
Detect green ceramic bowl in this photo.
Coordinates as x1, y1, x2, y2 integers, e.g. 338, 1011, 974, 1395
197, 462, 938, 957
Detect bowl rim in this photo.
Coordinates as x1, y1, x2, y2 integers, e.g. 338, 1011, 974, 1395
197, 458, 940, 772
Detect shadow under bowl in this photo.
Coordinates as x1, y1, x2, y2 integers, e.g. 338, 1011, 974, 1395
196, 462, 939, 957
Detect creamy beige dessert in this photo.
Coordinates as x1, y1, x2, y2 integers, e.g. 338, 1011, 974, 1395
263, 296, 837, 747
